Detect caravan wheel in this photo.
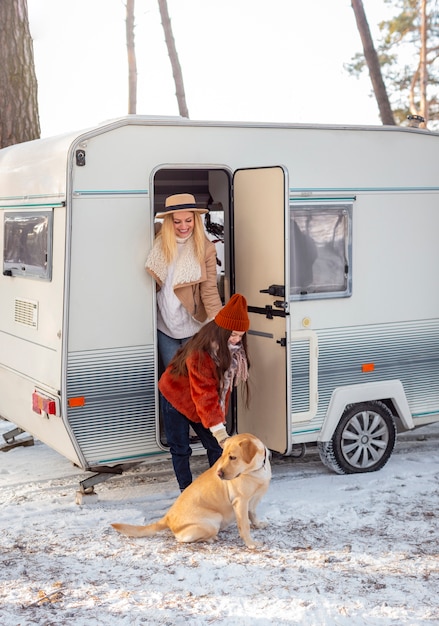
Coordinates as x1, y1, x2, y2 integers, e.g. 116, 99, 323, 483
327, 401, 396, 474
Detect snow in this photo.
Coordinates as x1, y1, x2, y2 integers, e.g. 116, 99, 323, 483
1, 417, 439, 626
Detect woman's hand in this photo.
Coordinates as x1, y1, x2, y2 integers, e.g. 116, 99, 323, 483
210, 424, 229, 447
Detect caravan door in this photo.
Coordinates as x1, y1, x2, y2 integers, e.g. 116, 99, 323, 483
233, 166, 291, 454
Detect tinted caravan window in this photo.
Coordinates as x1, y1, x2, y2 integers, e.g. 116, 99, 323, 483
3, 211, 53, 280
289, 203, 352, 300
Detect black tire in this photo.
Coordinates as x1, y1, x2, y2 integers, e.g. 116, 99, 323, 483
322, 400, 396, 474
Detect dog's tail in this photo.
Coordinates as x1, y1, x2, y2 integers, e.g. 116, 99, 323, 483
111, 519, 168, 537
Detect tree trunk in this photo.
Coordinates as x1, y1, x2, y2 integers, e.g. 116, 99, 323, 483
157, 0, 189, 118
351, 0, 396, 125
126, 0, 137, 114
419, 0, 428, 123
0, 0, 40, 147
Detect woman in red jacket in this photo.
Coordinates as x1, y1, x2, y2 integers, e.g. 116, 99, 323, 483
158, 294, 250, 490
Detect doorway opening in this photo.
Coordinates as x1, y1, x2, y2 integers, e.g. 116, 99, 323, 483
152, 166, 233, 445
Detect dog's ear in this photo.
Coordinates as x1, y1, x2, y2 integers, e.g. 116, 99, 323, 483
239, 438, 258, 464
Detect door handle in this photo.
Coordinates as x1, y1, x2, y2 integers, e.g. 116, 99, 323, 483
260, 284, 285, 297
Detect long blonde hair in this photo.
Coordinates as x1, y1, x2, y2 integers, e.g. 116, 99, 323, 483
158, 212, 206, 264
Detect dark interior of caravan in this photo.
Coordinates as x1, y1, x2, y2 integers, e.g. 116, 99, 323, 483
153, 168, 228, 214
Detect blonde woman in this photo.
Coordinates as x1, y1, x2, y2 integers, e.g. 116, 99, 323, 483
145, 193, 222, 368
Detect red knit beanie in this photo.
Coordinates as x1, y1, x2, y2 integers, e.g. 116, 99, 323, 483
214, 294, 250, 332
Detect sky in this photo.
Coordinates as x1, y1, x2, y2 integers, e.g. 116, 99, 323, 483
1, 416, 439, 624
27, 0, 394, 138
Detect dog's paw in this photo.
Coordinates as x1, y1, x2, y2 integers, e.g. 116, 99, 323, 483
250, 520, 268, 529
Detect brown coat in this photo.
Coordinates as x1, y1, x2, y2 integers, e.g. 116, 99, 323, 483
145, 236, 222, 323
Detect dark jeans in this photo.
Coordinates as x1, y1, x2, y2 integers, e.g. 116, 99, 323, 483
157, 330, 191, 369
161, 395, 223, 490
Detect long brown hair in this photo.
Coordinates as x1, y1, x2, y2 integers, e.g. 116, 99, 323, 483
158, 211, 206, 264
169, 321, 251, 407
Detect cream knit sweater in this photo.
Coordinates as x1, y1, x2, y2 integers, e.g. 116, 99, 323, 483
155, 237, 203, 339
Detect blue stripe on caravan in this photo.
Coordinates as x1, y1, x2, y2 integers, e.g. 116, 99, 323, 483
73, 190, 149, 195
290, 186, 439, 194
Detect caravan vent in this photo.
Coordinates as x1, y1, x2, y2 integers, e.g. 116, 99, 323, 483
14, 298, 38, 328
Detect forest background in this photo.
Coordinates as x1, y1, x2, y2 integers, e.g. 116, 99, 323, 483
1, 0, 438, 147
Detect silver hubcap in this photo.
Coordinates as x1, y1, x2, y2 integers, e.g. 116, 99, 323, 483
341, 410, 389, 469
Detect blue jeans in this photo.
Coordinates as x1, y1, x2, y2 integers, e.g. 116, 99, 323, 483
161, 395, 223, 490
158, 330, 191, 369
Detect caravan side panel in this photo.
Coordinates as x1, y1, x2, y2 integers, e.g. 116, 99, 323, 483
64, 190, 158, 466
0, 202, 82, 463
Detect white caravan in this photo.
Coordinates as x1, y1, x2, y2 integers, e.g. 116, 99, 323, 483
1, 116, 438, 480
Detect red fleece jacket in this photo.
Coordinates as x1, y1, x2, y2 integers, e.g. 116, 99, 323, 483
158, 351, 230, 429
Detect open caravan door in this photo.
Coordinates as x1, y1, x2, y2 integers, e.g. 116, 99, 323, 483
233, 166, 291, 454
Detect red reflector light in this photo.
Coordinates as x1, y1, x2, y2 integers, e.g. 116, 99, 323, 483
32, 391, 58, 415
47, 399, 57, 414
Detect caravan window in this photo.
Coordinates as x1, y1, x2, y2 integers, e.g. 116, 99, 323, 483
289, 203, 352, 300
3, 211, 53, 280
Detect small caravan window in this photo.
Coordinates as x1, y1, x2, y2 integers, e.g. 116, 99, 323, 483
289, 203, 352, 300
3, 210, 53, 280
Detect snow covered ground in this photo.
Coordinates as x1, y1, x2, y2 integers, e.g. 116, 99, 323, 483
1, 417, 439, 626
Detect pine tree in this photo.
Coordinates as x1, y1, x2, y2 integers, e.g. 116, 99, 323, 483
348, 0, 439, 127
0, 0, 40, 147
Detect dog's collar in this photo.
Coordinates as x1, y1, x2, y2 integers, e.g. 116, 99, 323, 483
255, 446, 269, 472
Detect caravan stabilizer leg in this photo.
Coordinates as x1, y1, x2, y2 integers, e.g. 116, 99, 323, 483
291, 443, 306, 458
0, 426, 34, 452
75, 462, 142, 505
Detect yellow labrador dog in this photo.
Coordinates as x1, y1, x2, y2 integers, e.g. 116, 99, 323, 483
111, 433, 271, 549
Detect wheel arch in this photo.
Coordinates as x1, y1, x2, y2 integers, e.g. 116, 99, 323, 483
318, 379, 414, 443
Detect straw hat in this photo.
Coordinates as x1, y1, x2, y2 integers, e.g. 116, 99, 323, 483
155, 193, 208, 219
214, 294, 250, 332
